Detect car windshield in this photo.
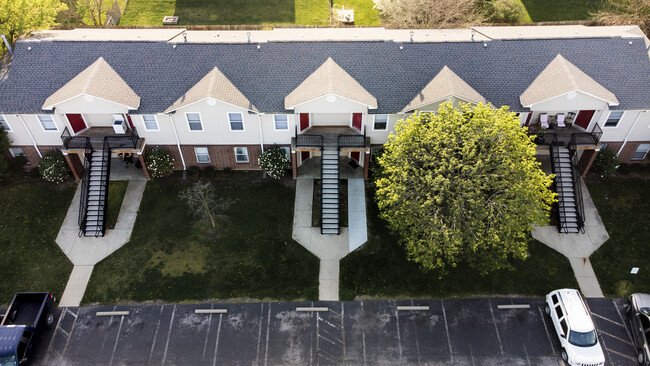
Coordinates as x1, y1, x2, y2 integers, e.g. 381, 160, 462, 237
569, 330, 598, 347
640, 307, 650, 317
0, 355, 16, 366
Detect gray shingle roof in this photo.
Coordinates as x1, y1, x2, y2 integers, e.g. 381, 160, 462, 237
0, 37, 649, 115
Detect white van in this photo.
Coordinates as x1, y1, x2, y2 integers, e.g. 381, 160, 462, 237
545, 289, 605, 366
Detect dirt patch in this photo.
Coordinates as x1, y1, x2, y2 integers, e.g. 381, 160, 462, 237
311, 179, 348, 227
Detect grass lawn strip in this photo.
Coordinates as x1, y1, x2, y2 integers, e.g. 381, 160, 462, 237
340, 182, 578, 300
0, 179, 76, 305
105, 180, 128, 229
588, 178, 650, 297
83, 171, 319, 304
119, 0, 379, 25
521, 0, 604, 22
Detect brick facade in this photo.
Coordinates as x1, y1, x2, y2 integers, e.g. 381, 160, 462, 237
601, 141, 650, 163
148, 144, 264, 170
9, 145, 59, 167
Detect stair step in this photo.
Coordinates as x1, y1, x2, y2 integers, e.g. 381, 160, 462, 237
322, 203, 339, 209
322, 208, 339, 213
322, 223, 339, 229
322, 228, 339, 234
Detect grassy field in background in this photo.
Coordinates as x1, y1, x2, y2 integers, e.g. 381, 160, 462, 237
521, 0, 604, 22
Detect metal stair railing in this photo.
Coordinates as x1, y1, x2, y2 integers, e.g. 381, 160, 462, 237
568, 146, 586, 234
77, 137, 93, 237
569, 123, 603, 146
320, 147, 326, 235
296, 134, 323, 148
91, 138, 112, 237
548, 135, 570, 233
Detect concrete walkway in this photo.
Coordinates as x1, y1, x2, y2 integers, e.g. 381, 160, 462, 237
533, 180, 609, 298
57, 166, 147, 306
292, 178, 368, 300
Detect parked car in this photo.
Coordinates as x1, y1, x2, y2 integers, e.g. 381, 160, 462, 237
545, 289, 605, 366
0, 292, 56, 365
628, 293, 650, 365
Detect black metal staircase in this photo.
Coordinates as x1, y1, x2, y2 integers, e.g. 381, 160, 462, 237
321, 147, 340, 235
549, 136, 585, 234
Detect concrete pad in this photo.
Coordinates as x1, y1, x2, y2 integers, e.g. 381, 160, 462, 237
569, 257, 604, 298
114, 212, 138, 230
59, 265, 94, 307
319, 279, 339, 301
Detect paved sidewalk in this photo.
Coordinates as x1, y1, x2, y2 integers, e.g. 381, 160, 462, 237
57, 175, 147, 306
292, 178, 368, 300
533, 180, 608, 297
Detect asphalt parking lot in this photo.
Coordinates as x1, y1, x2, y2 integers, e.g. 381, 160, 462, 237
21, 297, 638, 365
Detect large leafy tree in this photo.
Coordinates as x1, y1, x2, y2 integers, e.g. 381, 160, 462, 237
0, 0, 67, 52
375, 103, 555, 275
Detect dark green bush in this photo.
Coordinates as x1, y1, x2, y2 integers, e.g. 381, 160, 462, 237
592, 149, 620, 178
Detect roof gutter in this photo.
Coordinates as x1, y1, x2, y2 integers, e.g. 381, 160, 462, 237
167, 113, 186, 170
257, 113, 264, 154
617, 111, 646, 156
18, 115, 41, 158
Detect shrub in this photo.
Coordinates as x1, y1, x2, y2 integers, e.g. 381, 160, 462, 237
258, 145, 289, 179
0, 127, 10, 183
186, 166, 201, 179
592, 149, 620, 178
146, 148, 174, 178
39, 150, 68, 183
489, 0, 529, 23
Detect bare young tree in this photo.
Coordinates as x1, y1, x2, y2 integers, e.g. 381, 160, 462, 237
76, 0, 105, 25
374, 0, 486, 29
178, 181, 234, 228
592, 0, 650, 37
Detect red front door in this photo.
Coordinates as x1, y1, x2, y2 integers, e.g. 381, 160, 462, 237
301, 151, 311, 162
66, 114, 86, 134
350, 151, 360, 163
126, 114, 135, 129
574, 110, 595, 130
525, 113, 532, 126
300, 113, 310, 131
352, 113, 362, 131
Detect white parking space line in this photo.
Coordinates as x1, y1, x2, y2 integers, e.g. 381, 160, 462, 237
255, 303, 263, 365
410, 300, 422, 366
66, 308, 78, 318
613, 299, 634, 343
605, 347, 637, 361
109, 315, 125, 366
148, 305, 164, 362
488, 299, 504, 356
202, 304, 213, 360
341, 303, 346, 360
161, 305, 176, 366
522, 344, 531, 366
591, 312, 627, 327
441, 300, 453, 363
361, 302, 367, 365
394, 302, 403, 363
538, 306, 556, 354
264, 303, 271, 366
60, 308, 80, 362
211, 313, 223, 366
599, 329, 634, 346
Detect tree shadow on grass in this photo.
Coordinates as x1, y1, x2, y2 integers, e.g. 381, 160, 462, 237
174, 0, 296, 24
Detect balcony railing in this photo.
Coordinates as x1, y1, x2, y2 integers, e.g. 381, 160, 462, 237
337, 134, 366, 148
295, 134, 324, 148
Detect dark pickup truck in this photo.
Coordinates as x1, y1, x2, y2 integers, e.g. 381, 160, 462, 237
0, 293, 56, 365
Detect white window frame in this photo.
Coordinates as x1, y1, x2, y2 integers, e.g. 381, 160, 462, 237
194, 147, 210, 163
280, 146, 291, 160
9, 147, 24, 157
142, 115, 159, 131
373, 114, 388, 131
632, 144, 650, 160
185, 112, 203, 132
228, 112, 245, 132
604, 111, 624, 128
0, 115, 11, 132
234, 147, 249, 163
38, 115, 58, 132
274, 115, 289, 131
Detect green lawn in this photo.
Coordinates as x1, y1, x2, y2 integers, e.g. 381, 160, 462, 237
83, 171, 319, 304
588, 178, 650, 297
521, 0, 604, 21
119, 0, 379, 26
105, 180, 128, 229
340, 183, 578, 300
0, 179, 75, 305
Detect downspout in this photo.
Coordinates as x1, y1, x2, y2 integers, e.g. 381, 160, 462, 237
167, 113, 186, 170
617, 111, 646, 156
257, 113, 264, 153
18, 115, 42, 158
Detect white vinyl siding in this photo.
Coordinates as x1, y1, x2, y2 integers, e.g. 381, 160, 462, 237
274, 115, 288, 130
142, 115, 159, 131
38, 115, 58, 131
0, 115, 10, 131
194, 147, 210, 163
234, 147, 249, 163
604, 111, 624, 127
228, 112, 244, 131
632, 144, 650, 160
373, 114, 388, 131
186, 113, 203, 131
